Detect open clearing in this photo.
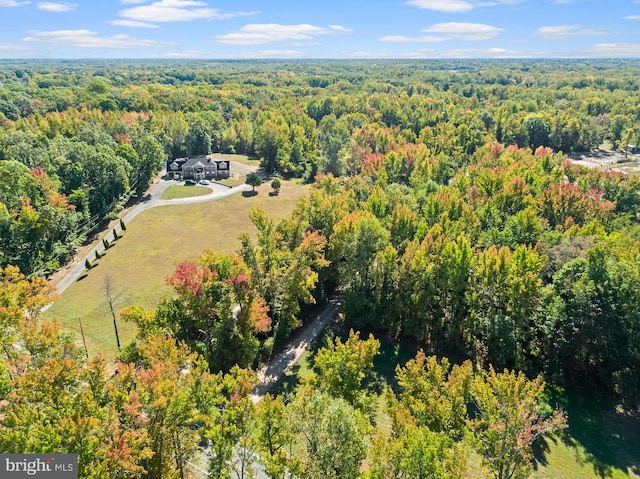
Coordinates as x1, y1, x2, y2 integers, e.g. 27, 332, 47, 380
569, 148, 640, 175
44, 182, 308, 359
160, 185, 211, 200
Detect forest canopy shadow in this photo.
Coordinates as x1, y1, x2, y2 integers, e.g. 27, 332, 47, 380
532, 389, 640, 478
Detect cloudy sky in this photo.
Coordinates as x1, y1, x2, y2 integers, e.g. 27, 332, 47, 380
1, 0, 640, 59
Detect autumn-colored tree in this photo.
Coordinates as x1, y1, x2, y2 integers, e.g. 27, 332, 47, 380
158, 252, 270, 372
470, 367, 567, 479
240, 206, 328, 343
395, 351, 473, 440
0, 319, 153, 479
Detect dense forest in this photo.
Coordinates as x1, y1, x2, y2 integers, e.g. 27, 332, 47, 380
2, 60, 640, 478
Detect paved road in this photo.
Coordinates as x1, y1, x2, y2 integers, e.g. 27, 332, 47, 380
49, 177, 251, 298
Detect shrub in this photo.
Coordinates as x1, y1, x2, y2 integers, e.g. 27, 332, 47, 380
271, 178, 281, 194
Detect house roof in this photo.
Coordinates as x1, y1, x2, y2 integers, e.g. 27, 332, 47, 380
167, 158, 188, 171
170, 155, 232, 170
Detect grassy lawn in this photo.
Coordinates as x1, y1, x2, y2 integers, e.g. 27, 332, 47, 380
273, 325, 640, 479
45, 183, 308, 360
160, 185, 211, 200
216, 176, 245, 187
217, 154, 260, 167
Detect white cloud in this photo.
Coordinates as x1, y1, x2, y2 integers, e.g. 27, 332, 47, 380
155, 49, 306, 59
406, 0, 524, 11
381, 22, 502, 43
0, 43, 32, 51
349, 51, 395, 58
23, 29, 170, 48
583, 43, 640, 57
108, 19, 159, 28
380, 35, 446, 43
406, 0, 473, 11
535, 25, 606, 39
625, 15, 640, 20
424, 22, 503, 41
37, 2, 76, 11
0, 0, 29, 6
215, 24, 351, 45
118, 0, 243, 23
0, 44, 34, 58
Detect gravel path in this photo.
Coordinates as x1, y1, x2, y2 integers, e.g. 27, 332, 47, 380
250, 297, 340, 403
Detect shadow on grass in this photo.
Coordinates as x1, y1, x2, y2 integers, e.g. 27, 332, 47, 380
533, 389, 640, 478
272, 362, 302, 397
366, 338, 422, 395
76, 273, 88, 282
242, 190, 258, 197
532, 434, 552, 469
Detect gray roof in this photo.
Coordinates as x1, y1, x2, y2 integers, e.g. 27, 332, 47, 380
183, 156, 212, 168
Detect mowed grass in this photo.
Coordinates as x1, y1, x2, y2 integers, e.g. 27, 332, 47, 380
44, 182, 308, 360
160, 185, 211, 200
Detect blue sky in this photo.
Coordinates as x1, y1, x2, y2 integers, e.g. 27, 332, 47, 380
1, 0, 640, 59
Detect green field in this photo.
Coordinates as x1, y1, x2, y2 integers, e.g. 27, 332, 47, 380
275, 328, 640, 479
45, 183, 308, 359
160, 185, 211, 200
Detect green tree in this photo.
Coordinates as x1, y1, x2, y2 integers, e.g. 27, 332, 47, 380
290, 390, 369, 479
246, 172, 263, 192
395, 351, 473, 440
313, 329, 380, 405
270, 177, 281, 195
254, 394, 298, 479
329, 210, 391, 325
240, 206, 328, 343
132, 134, 164, 193
370, 417, 466, 479
471, 367, 567, 479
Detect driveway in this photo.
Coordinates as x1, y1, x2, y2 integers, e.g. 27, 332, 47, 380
250, 297, 340, 402
50, 171, 253, 298
191, 297, 341, 479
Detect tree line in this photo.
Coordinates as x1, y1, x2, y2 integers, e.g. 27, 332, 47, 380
0, 266, 566, 479
2, 60, 640, 276
2, 59, 640, 477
